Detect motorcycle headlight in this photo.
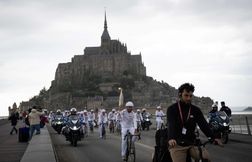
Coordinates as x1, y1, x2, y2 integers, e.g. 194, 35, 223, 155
70, 126, 80, 131
223, 122, 229, 126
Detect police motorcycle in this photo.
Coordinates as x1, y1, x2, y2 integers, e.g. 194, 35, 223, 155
208, 111, 231, 144
62, 108, 83, 147
52, 114, 64, 134
142, 113, 152, 131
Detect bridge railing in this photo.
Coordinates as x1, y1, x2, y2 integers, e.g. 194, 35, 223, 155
148, 112, 252, 136
230, 113, 252, 135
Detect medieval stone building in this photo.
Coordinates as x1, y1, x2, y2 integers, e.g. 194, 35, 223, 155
51, 13, 146, 92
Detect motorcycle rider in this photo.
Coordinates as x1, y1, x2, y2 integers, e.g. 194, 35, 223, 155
55, 109, 63, 120
52, 109, 64, 133
220, 101, 232, 117
98, 109, 108, 138
62, 108, 83, 139
120, 101, 138, 161
208, 104, 218, 123
135, 109, 143, 131
167, 83, 223, 162
141, 108, 151, 130
155, 106, 165, 130
108, 108, 116, 133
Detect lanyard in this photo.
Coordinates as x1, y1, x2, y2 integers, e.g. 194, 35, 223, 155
178, 102, 191, 127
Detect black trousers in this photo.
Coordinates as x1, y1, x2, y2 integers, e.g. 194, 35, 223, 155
10, 126, 18, 134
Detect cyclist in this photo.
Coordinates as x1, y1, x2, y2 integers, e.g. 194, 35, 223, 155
167, 83, 223, 162
120, 101, 137, 161
82, 110, 89, 136
98, 109, 107, 138
88, 109, 96, 131
108, 108, 117, 133
135, 109, 143, 131
155, 106, 165, 130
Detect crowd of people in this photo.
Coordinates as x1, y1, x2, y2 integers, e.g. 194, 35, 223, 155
9, 82, 232, 162
8, 105, 48, 141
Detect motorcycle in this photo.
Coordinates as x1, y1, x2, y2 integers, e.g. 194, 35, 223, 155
52, 115, 64, 134
209, 111, 231, 144
142, 114, 152, 131
65, 116, 83, 147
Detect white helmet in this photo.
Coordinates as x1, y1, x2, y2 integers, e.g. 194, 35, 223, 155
70, 108, 77, 115
112, 108, 116, 112
83, 110, 87, 113
102, 109, 106, 113
142, 108, 146, 111
125, 101, 134, 107
137, 109, 140, 112
157, 106, 161, 109
91, 109, 94, 112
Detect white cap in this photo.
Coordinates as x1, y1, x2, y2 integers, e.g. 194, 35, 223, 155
142, 108, 146, 111
157, 106, 161, 109
102, 109, 106, 112
137, 109, 140, 112
83, 110, 87, 113
91, 109, 94, 112
125, 101, 134, 107
112, 108, 116, 112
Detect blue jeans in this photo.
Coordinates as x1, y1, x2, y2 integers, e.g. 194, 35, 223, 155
30, 124, 40, 140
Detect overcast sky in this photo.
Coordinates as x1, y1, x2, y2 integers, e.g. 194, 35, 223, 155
1, 0, 252, 116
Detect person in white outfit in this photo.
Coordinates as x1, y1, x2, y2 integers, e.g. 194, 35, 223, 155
115, 110, 122, 134
88, 109, 96, 129
83, 110, 89, 136
155, 106, 165, 130
98, 109, 108, 138
108, 108, 116, 133
120, 101, 137, 160
135, 109, 143, 131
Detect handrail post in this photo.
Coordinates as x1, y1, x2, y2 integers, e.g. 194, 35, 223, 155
245, 116, 251, 135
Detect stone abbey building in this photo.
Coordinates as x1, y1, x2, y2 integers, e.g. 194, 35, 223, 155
27, 13, 213, 114
52, 13, 146, 92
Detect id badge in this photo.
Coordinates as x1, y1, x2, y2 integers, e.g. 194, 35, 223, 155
182, 127, 187, 135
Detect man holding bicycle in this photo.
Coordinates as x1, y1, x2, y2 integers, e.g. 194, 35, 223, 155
167, 83, 223, 162
120, 101, 138, 161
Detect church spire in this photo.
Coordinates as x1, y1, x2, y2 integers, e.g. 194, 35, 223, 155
104, 11, 108, 29
101, 10, 111, 46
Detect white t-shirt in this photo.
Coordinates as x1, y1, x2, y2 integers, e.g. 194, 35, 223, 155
120, 109, 137, 129
155, 110, 165, 121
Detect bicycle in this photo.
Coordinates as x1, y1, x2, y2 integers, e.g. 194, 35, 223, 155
109, 120, 115, 133
116, 120, 121, 135
124, 130, 141, 162
101, 122, 106, 139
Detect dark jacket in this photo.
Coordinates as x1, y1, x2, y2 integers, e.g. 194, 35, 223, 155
220, 106, 232, 117
9, 113, 19, 126
167, 101, 214, 145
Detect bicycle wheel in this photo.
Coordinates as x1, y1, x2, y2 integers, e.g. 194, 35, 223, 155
127, 140, 136, 162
